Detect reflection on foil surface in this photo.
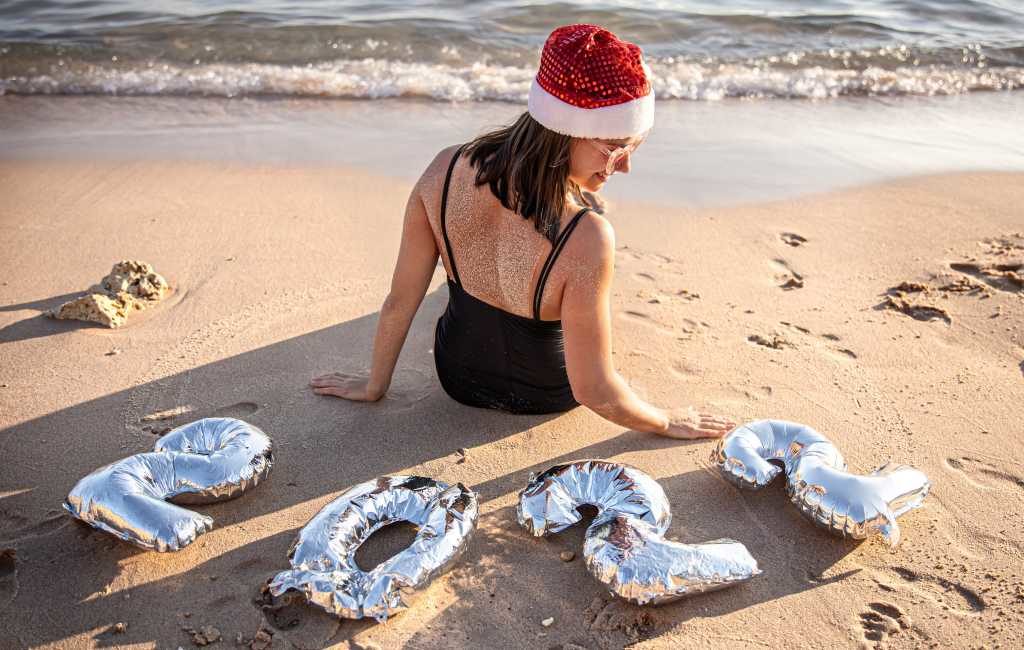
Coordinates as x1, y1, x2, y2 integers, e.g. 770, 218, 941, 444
268, 475, 478, 622
712, 419, 930, 547
64, 417, 273, 552
518, 460, 760, 605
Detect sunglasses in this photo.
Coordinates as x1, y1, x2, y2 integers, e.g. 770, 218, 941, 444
586, 133, 647, 176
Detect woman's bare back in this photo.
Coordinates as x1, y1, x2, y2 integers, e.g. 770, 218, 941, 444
420, 145, 593, 321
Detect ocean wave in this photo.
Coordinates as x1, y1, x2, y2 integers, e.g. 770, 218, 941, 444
2, 55, 1022, 101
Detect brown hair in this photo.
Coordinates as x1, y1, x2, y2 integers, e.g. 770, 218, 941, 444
463, 111, 587, 245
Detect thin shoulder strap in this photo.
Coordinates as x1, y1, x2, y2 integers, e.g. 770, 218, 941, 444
439, 144, 466, 285
533, 207, 592, 320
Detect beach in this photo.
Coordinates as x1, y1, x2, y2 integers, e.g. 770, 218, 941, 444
2, 89, 1023, 647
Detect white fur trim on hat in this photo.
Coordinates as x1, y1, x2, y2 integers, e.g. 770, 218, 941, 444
527, 76, 655, 140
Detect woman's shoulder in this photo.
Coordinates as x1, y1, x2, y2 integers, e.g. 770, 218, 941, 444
415, 144, 468, 201
565, 204, 616, 265
426, 143, 467, 177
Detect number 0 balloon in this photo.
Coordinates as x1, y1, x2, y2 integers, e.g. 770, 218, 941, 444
268, 475, 478, 622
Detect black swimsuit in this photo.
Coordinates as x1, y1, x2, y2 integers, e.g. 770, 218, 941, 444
433, 144, 592, 414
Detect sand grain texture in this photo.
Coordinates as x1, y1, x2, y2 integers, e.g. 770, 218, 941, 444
1, 161, 1022, 649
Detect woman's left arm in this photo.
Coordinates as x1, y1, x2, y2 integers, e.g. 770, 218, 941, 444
310, 183, 439, 401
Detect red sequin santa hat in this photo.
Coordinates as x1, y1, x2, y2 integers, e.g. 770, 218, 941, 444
528, 24, 655, 139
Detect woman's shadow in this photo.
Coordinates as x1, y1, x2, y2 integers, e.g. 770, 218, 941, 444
2, 283, 863, 649
1, 285, 568, 648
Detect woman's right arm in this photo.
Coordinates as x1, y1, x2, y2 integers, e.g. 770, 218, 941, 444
561, 215, 734, 439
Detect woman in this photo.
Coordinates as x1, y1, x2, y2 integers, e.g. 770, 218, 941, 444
311, 24, 735, 439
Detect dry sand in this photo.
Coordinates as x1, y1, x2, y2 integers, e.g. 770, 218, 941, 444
1, 159, 1022, 649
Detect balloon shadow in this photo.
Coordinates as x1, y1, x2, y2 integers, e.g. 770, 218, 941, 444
397, 440, 863, 649
1, 286, 565, 648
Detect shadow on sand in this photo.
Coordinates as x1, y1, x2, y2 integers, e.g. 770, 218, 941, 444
1, 286, 861, 648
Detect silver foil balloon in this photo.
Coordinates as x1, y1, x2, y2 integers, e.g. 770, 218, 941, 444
584, 516, 761, 605
64, 417, 273, 552
711, 419, 930, 547
517, 460, 760, 605
517, 460, 671, 537
267, 475, 478, 622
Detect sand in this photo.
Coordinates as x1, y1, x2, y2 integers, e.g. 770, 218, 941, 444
1, 157, 1023, 649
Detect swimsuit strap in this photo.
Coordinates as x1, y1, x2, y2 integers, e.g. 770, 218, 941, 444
439, 144, 467, 286
533, 207, 592, 320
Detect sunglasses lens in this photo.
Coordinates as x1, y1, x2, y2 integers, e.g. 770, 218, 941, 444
607, 149, 626, 174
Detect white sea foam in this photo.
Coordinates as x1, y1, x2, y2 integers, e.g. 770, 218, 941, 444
2, 58, 1022, 101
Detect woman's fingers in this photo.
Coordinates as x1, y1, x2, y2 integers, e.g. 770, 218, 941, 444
310, 373, 361, 386
312, 386, 345, 397
700, 417, 733, 427
309, 372, 371, 401
700, 419, 734, 430
312, 384, 366, 400
699, 413, 735, 427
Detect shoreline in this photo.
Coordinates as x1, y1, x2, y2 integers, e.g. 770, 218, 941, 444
2, 91, 1022, 209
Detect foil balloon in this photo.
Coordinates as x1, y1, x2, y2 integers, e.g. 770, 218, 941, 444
64, 417, 273, 552
585, 515, 761, 605
517, 460, 760, 605
517, 460, 671, 537
268, 475, 478, 622
711, 419, 930, 547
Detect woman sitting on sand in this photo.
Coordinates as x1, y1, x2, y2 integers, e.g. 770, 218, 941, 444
311, 24, 734, 439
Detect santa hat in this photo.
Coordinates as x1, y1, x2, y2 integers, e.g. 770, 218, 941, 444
528, 24, 655, 140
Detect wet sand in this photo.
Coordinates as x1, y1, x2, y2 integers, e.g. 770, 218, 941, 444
1, 149, 1023, 647
3, 91, 1023, 207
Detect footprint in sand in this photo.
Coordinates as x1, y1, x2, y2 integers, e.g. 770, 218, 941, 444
616, 246, 674, 265
747, 332, 793, 350
635, 286, 700, 306
778, 322, 859, 361
618, 309, 678, 337
780, 232, 808, 247
617, 246, 703, 307
858, 601, 912, 646
949, 261, 1023, 294
138, 402, 260, 434
874, 566, 986, 615
768, 258, 804, 290
778, 321, 810, 335
137, 405, 193, 435
877, 285, 952, 325
743, 384, 774, 400
943, 456, 1024, 491
209, 401, 259, 419
979, 233, 1024, 256
615, 246, 684, 280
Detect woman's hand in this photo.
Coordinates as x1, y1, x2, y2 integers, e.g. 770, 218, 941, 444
658, 406, 736, 440
309, 372, 385, 402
